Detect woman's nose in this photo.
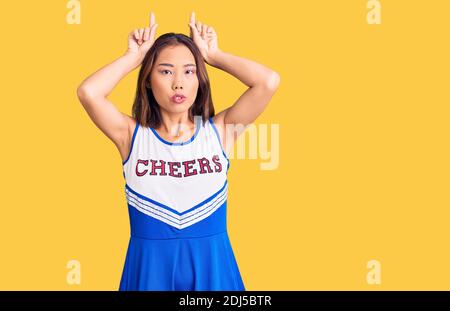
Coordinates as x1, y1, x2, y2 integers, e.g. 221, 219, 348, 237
173, 83, 183, 90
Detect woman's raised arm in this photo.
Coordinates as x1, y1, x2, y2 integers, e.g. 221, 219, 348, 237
188, 12, 280, 154
76, 12, 158, 156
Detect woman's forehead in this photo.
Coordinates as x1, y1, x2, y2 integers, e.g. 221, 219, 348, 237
156, 45, 195, 64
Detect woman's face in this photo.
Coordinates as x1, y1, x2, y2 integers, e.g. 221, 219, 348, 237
149, 44, 199, 115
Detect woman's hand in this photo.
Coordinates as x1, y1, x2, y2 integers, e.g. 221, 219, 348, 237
188, 12, 220, 65
125, 11, 158, 64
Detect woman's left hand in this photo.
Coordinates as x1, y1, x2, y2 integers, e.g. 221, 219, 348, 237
188, 12, 220, 65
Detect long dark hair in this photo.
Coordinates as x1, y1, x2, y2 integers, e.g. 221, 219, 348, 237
131, 33, 215, 129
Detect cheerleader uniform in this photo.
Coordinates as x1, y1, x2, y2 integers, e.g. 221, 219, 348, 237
118, 115, 245, 291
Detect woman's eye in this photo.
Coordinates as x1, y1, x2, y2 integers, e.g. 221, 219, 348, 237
160, 69, 195, 75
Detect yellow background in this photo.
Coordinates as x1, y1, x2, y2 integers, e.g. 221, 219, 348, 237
1, 0, 449, 290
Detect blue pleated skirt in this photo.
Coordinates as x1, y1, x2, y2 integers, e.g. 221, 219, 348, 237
119, 231, 246, 291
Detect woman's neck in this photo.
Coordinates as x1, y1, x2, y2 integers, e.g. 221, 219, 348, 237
158, 114, 195, 138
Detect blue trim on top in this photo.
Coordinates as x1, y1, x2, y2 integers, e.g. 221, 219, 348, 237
125, 179, 228, 216
209, 117, 230, 172
150, 117, 200, 146
122, 121, 139, 166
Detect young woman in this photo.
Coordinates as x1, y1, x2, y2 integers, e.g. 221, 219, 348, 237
77, 11, 280, 291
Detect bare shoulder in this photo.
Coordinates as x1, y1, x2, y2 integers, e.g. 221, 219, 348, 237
117, 114, 137, 163
124, 114, 137, 133
211, 110, 225, 129
211, 109, 235, 157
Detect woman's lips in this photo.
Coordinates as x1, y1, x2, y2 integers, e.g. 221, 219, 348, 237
170, 94, 186, 104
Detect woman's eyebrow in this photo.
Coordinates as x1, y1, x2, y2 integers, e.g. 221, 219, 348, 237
157, 63, 196, 67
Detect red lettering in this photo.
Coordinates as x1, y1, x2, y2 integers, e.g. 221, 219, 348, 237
168, 162, 182, 178
197, 157, 213, 174
133, 155, 222, 177
212, 155, 222, 172
150, 159, 167, 176
136, 159, 148, 176
182, 160, 198, 177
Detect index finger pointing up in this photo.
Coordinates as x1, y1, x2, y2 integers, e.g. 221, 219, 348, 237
190, 11, 196, 25
150, 11, 155, 26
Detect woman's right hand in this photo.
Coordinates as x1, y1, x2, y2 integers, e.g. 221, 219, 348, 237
125, 11, 158, 64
